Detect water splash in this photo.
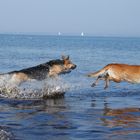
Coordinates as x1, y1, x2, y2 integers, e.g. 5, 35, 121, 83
0, 75, 69, 99
0, 129, 13, 140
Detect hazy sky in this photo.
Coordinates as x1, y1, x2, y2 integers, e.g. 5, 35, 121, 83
0, 0, 140, 36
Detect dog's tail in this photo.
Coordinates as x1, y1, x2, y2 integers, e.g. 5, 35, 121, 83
87, 65, 110, 78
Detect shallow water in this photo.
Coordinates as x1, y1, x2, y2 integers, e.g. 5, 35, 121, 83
0, 34, 140, 139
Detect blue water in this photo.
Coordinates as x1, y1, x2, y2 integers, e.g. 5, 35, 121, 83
0, 34, 140, 139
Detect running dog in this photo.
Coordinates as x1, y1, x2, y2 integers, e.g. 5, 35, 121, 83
0, 55, 76, 85
87, 63, 140, 89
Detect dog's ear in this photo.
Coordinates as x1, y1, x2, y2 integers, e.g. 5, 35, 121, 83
61, 55, 65, 60
66, 55, 69, 60
62, 55, 69, 60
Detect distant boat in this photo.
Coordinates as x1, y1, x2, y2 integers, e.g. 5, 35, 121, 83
58, 32, 61, 36
81, 32, 84, 36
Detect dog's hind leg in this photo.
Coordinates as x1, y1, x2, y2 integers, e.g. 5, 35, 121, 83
10, 73, 29, 86
104, 73, 110, 89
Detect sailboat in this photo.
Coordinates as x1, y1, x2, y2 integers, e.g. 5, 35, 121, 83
58, 32, 61, 36
81, 32, 84, 36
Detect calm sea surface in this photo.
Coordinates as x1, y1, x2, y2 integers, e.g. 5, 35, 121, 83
0, 34, 140, 139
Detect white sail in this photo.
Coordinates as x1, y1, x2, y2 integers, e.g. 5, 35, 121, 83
81, 32, 84, 36
58, 32, 61, 36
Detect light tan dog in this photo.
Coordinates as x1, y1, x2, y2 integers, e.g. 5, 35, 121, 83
87, 63, 140, 89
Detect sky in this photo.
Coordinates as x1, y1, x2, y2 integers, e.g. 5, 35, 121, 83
0, 0, 140, 37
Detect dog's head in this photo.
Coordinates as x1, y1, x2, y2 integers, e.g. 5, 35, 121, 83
48, 55, 76, 76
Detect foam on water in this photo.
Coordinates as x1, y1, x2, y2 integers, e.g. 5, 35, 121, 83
0, 130, 12, 140
0, 128, 13, 140
0, 75, 69, 99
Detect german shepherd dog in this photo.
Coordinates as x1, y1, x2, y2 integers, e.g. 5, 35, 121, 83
87, 63, 140, 89
0, 55, 76, 85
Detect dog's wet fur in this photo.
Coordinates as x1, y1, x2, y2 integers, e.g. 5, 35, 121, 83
0, 55, 76, 85
87, 63, 140, 89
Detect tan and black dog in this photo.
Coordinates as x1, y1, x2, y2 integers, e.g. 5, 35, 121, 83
87, 63, 140, 89
0, 55, 76, 85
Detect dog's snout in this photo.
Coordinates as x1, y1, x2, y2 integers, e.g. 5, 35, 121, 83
71, 65, 77, 69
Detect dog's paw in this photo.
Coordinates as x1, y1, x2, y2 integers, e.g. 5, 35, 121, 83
87, 74, 92, 77
91, 83, 96, 87
104, 86, 108, 90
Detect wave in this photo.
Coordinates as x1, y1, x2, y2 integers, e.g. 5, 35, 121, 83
0, 75, 69, 99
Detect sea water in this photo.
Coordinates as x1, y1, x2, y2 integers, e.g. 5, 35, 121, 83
0, 34, 140, 139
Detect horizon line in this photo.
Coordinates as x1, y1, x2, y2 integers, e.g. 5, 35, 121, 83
0, 32, 140, 38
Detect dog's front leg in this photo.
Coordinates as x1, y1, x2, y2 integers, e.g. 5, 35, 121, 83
91, 75, 104, 87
